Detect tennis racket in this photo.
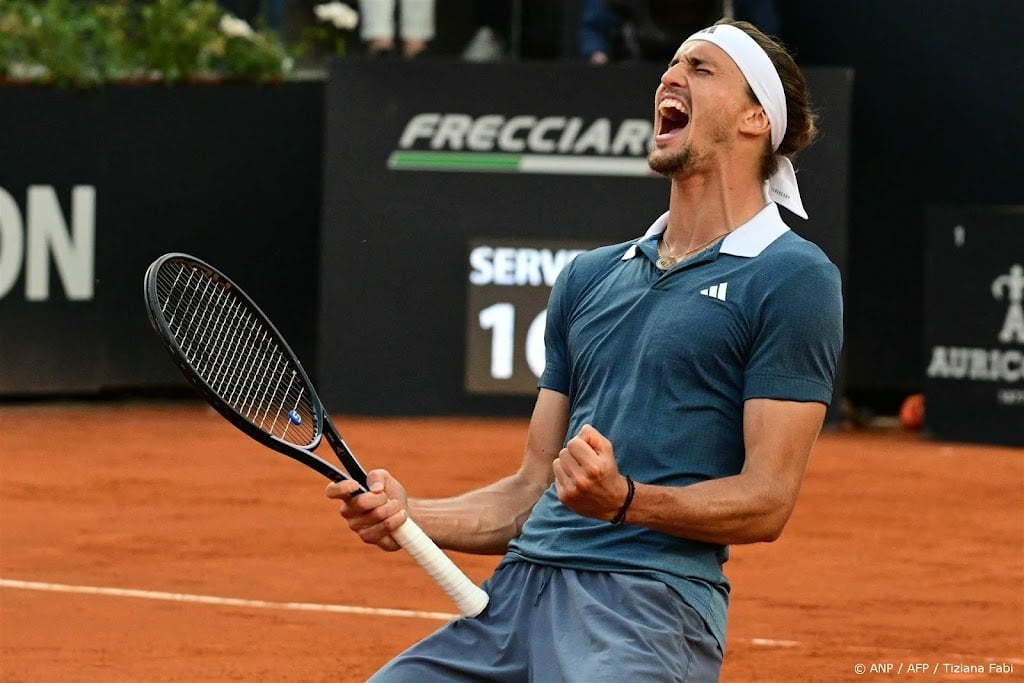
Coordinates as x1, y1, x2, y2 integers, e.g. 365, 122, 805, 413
143, 252, 489, 618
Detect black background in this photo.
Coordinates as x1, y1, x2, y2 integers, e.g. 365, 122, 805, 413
0, 83, 323, 394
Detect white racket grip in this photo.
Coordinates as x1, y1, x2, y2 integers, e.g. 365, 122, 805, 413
391, 517, 489, 618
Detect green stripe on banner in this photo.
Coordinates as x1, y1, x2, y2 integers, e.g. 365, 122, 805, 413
388, 151, 521, 171
387, 151, 656, 177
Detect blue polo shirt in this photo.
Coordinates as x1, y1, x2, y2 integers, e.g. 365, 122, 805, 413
506, 203, 844, 649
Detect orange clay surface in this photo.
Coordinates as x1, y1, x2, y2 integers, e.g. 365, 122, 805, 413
1, 401, 1021, 682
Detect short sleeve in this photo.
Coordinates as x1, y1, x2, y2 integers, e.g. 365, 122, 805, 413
538, 258, 575, 394
744, 260, 844, 403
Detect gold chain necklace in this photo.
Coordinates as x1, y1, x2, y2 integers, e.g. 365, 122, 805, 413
655, 231, 729, 271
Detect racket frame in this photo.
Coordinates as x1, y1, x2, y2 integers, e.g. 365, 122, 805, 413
143, 253, 487, 618
143, 254, 368, 490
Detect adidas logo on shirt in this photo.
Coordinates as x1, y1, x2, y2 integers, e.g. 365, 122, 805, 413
700, 283, 728, 301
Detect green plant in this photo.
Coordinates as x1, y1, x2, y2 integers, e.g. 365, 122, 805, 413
294, 2, 358, 64
0, 0, 117, 86
0, 0, 293, 87
0, 2, 29, 77
132, 0, 222, 82
208, 14, 292, 80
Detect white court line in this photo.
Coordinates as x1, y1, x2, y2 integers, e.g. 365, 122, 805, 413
750, 638, 801, 647
5, 577, 1024, 666
0, 578, 458, 622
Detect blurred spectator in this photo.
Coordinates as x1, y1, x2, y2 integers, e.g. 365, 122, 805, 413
461, 1, 510, 62
579, 0, 778, 64
461, 1, 561, 63
732, 0, 780, 36
578, 0, 621, 64
358, 0, 435, 58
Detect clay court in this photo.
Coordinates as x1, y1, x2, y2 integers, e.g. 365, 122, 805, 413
1, 401, 1021, 682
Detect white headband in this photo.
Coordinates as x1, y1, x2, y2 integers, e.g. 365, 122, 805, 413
683, 24, 808, 219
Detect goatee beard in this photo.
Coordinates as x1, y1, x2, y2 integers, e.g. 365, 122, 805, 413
648, 146, 694, 177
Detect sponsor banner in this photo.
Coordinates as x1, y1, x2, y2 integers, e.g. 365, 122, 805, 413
318, 59, 851, 415
0, 84, 324, 395
387, 113, 655, 176
924, 206, 1024, 446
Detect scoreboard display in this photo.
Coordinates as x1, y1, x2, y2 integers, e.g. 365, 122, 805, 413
464, 238, 600, 395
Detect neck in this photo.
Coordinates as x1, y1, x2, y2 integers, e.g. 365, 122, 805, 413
663, 164, 766, 251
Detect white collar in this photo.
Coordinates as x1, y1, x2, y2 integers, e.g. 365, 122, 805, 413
620, 203, 790, 261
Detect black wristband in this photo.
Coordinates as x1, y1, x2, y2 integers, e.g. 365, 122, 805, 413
609, 474, 635, 525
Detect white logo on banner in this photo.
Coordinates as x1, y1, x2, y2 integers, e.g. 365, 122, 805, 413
992, 264, 1024, 344
0, 185, 96, 302
926, 263, 1024, 402
388, 113, 656, 178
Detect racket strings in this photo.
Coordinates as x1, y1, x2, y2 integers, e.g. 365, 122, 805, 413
155, 263, 317, 447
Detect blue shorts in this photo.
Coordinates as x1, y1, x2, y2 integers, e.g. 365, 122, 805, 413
368, 559, 723, 682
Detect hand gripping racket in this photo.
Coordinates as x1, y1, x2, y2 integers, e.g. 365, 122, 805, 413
143, 252, 489, 618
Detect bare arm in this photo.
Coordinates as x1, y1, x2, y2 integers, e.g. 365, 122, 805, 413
327, 388, 569, 554
555, 398, 826, 545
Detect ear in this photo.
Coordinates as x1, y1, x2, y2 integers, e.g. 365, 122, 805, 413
739, 104, 771, 139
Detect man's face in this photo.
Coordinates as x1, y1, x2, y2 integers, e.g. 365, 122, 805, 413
648, 40, 754, 178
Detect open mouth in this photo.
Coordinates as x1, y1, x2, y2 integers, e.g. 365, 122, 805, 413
657, 99, 690, 136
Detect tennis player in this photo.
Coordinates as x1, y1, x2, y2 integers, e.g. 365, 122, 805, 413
329, 17, 843, 681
